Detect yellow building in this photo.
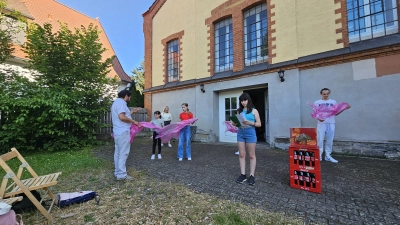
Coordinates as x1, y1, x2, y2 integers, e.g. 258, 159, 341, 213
143, 0, 400, 158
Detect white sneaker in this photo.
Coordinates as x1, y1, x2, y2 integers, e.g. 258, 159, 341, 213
158, 154, 162, 159
325, 156, 338, 163
235, 151, 239, 156
178, 158, 183, 161
151, 154, 155, 160
188, 157, 192, 161
161, 143, 164, 147
168, 143, 172, 148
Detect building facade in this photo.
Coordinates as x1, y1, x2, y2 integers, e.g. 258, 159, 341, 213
143, 0, 400, 158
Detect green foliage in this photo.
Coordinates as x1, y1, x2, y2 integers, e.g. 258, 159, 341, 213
127, 80, 144, 107
128, 60, 145, 107
0, 22, 118, 153
131, 60, 145, 94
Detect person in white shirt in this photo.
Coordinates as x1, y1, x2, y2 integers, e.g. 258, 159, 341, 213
161, 106, 172, 147
111, 90, 141, 180
314, 88, 351, 163
150, 111, 164, 160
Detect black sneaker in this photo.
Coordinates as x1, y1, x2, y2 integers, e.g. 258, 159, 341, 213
248, 175, 255, 186
236, 174, 247, 184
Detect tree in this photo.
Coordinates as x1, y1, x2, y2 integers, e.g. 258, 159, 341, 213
0, 22, 118, 152
131, 60, 145, 94
127, 60, 145, 107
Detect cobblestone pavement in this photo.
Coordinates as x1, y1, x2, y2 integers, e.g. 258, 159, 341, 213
96, 138, 400, 225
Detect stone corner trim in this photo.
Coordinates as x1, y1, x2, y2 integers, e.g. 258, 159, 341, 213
334, 0, 349, 47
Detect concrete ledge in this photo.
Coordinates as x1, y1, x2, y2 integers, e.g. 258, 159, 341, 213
273, 137, 400, 159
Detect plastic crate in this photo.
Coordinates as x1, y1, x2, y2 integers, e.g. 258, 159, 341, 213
290, 168, 322, 194
289, 146, 320, 170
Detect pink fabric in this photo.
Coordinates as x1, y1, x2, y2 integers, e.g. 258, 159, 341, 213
308, 102, 349, 120
155, 118, 198, 143
223, 121, 238, 133
127, 118, 198, 143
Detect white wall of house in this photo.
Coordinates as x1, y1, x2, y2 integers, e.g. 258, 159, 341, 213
151, 60, 400, 145
300, 62, 400, 142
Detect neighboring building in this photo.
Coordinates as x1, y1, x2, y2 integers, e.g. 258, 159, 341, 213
1, 0, 131, 92
143, 0, 400, 158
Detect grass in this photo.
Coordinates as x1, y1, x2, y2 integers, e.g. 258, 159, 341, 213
2, 145, 305, 225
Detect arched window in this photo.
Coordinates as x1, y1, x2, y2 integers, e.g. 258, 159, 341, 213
167, 39, 179, 82
214, 18, 233, 72
347, 0, 398, 43
244, 3, 268, 66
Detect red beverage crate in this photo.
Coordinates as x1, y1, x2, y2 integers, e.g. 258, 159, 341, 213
290, 128, 317, 147
289, 146, 320, 170
290, 168, 322, 194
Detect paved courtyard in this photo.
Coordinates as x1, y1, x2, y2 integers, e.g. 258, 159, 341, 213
97, 138, 400, 224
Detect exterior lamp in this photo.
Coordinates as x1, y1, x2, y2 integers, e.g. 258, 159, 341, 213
200, 84, 205, 93
278, 68, 285, 82
126, 82, 132, 90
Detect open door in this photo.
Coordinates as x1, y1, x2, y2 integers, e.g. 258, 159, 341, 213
264, 89, 270, 143
219, 90, 242, 143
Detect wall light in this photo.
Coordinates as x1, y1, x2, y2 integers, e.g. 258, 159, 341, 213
126, 82, 132, 90
200, 84, 205, 93
278, 68, 285, 82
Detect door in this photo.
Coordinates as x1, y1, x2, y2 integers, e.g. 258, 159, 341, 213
264, 89, 270, 143
219, 90, 242, 143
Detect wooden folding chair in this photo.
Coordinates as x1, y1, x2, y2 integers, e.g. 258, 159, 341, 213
0, 148, 61, 222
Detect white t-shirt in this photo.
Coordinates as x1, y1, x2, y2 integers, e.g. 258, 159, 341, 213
161, 112, 172, 121
314, 99, 337, 124
111, 98, 132, 135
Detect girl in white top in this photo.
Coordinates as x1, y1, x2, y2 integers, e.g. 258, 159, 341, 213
161, 106, 172, 147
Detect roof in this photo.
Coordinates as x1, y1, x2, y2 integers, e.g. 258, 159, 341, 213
4, 0, 34, 19
5, 0, 131, 82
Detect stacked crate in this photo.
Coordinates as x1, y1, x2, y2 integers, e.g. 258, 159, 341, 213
289, 128, 322, 193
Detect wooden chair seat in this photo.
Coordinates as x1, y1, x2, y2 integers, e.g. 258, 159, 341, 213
0, 196, 23, 205
3, 172, 61, 198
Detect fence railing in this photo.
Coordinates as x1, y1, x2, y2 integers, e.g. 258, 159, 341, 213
98, 108, 149, 134
0, 108, 149, 134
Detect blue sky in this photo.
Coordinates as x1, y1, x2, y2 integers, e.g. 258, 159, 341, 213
57, 0, 154, 75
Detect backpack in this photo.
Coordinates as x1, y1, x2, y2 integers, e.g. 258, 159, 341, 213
11, 190, 42, 214
56, 191, 100, 208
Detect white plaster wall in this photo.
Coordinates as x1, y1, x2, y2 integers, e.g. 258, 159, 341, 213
300, 63, 400, 142
151, 69, 302, 144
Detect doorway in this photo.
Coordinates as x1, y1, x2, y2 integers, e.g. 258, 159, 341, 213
243, 87, 268, 143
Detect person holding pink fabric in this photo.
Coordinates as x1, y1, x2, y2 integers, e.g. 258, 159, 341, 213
315, 88, 351, 163
177, 103, 194, 161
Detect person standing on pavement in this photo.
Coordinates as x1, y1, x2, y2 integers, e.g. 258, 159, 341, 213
177, 103, 194, 161
151, 110, 164, 160
161, 106, 173, 148
315, 88, 351, 163
235, 93, 261, 186
111, 90, 141, 181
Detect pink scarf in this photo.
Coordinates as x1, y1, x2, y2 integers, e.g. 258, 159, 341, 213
308, 102, 349, 120
223, 121, 238, 133
129, 118, 198, 143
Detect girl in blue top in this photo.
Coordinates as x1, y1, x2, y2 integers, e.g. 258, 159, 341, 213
235, 93, 261, 186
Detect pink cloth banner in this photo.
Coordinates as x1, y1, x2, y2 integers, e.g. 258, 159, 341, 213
155, 118, 198, 143
308, 102, 349, 120
127, 118, 198, 143
223, 121, 238, 133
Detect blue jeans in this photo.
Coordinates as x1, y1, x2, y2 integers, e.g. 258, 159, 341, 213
178, 125, 191, 159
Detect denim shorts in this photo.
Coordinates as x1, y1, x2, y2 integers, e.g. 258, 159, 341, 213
237, 127, 257, 143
